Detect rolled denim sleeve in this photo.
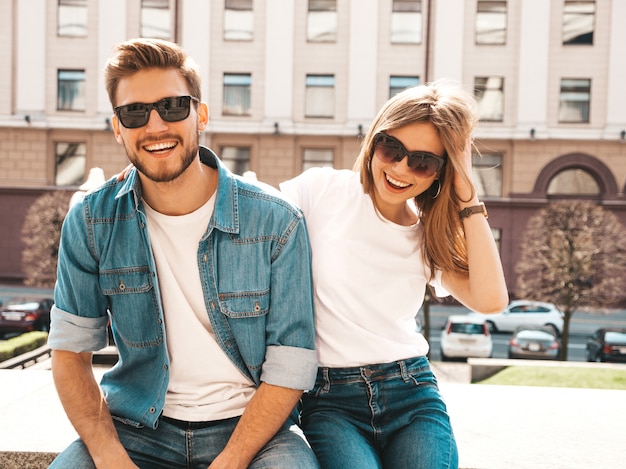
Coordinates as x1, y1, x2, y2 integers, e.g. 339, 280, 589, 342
48, 200, 111, 351
260, 212, 318, 390
48, 305, 109, 352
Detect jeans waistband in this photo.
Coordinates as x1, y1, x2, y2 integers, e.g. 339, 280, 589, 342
160, 415, 238, 430
317, 356, 429, 382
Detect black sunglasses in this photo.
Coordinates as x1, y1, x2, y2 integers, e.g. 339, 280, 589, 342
114, 95, 199, 129
373, 132, 447, 178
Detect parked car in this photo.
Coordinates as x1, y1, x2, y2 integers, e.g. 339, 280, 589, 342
471, 300, 564, 336
585, 328, 626, 363
440, 314, 493, 361
508, 325, 561, 360
0, 298, 54, 336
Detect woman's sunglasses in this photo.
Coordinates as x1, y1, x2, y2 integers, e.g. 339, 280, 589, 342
114, 95, 199, 129
373, 132, 447, 178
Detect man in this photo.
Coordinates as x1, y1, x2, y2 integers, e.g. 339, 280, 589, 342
48, 38, 318, 469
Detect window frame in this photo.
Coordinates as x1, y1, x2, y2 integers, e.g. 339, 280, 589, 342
219, 146, 251, 175
302, 148, 334, 171
57, 69, 86, 112
57, 0, 88, 37
307, 0, 337, 43
389, 75, 420, 98
474, 76, 505, 122
140, 0, 175, 41
54, 141, 87, 186
562, 0, 595, 45
558, 78, 591, 123
305, 74, 335, 118
475, 0, 507, 45
223, 73, 252, 116
390, 0, 423, 44
224, 0, 254, 41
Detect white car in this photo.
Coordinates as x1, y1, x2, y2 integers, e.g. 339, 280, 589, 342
472, 300, 564, 336
440, 315, 493, 361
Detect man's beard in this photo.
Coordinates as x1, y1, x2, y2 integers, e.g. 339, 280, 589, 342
124, 133, 199, 183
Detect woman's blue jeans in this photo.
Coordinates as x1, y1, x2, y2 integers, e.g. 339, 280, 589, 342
301, 356, 458, 469
49, 414, 319, 468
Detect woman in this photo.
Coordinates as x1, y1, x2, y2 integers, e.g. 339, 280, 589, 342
279, 80, 508, 469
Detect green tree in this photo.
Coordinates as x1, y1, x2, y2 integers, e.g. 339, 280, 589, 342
21, 190, 72, 288
515, 201, 626, 360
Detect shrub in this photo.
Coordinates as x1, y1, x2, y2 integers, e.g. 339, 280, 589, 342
0, 331, 49, 363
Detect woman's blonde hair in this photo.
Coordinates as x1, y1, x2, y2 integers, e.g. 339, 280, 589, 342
354, 80, 479, 279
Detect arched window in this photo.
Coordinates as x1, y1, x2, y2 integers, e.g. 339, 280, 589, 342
547, 168, 600, 195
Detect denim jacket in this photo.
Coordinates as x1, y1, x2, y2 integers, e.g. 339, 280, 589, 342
49, 146, 317, 429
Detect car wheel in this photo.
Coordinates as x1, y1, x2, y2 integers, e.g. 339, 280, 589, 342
440, 349, 449, 362
486, 321, 497, 333
585, 348, 593, 362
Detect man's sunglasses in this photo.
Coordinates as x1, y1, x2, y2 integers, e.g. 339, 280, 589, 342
114, 95, 199, 129
373, 132, 447, 178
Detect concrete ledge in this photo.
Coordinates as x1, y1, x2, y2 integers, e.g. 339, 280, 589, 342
0, 451, 57, 469
467, 357, 626, 382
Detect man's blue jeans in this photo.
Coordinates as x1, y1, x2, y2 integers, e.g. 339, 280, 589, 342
49, 414, 319, 468
301, 356, 458, 469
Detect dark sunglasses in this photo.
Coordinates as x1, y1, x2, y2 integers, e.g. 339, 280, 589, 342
373, 132, 447, 178
114, 95, 199, 129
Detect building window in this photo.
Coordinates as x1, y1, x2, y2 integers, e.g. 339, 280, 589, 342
220, 146, 250, 175
389, 76, 420, 98
472, 153, 502, 197
307, 0, 337, 42
563, 1, 595, 45
475, 76, 504, 122
476, 0, 507, 45
559, 78, 590, 123
223, 73, 252, 116
305, 75, 335, 118
303, 149, 334, 171
224, 0, 253, 41
391, 0, 422, 44
55, 142, 86, 186
57, 70, 86, 111
547, 168, 599, 195
58, 0, 88, 37
141, 0, 173, 40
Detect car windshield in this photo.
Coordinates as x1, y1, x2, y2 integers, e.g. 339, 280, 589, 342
450, 323, 484, 334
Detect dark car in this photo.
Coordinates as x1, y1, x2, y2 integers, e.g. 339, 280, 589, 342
585, 328, 626, 363
508, 325, 560, 360
0, 298, 54, 336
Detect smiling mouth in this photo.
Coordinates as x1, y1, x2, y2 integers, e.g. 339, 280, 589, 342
386, 173, 411, 190
143, 141, 177, 153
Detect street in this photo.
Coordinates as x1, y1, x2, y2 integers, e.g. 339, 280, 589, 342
2, 285, 626, 363
423, 303, 626, 362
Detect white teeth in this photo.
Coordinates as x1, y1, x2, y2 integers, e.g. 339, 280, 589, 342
386, 173, 410, 188
145, 142, 176, 152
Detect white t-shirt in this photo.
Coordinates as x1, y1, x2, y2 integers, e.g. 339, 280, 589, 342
144, 196, 255, 421
280, 167, 448, 367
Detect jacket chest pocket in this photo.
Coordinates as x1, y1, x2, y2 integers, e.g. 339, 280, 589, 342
100, 268, 163, 347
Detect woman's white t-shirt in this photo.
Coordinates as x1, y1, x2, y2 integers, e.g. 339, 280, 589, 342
280, 167, 447, 367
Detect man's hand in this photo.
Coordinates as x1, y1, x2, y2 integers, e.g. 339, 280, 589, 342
52, 350, 138, 468
207, 383, 303, 469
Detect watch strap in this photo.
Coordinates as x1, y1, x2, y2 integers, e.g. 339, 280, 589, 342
459, 203, 488, 220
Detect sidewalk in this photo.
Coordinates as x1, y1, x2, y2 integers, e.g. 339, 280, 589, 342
1, 361, 625, 468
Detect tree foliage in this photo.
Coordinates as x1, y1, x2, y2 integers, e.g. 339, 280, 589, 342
516, 200, 626, 359
21, 190, 72, 288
